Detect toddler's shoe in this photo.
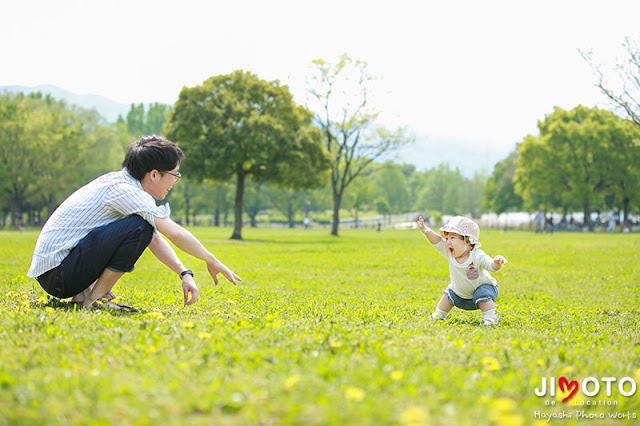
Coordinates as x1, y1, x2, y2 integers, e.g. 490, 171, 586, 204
481, 317, 498, 326
429, 313, 444, 321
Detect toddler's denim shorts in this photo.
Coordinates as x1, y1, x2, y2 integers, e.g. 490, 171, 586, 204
444, 284, 498, 311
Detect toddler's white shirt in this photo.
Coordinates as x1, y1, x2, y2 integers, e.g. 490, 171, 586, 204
433, 240, 498, 299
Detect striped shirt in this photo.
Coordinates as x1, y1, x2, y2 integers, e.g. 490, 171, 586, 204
27, 168, 170, 278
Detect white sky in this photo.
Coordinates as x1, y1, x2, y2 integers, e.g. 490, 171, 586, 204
2, 0, 639, 174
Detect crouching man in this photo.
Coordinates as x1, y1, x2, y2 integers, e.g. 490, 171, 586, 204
27, 135, 241, 311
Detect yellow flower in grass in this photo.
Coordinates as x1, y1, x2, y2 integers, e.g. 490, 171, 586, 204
329, 340, 343, 349
559, 366, 573, 375
390, 370, 404, 380
399, 406, 429, 426
482, 356, 501, 371
344, 386, 365, 402
284, 375, 301, 391
145, 311, 165, 320
182, 321, 195, 329
489, 398, 524, 426
197, 332, 212, 339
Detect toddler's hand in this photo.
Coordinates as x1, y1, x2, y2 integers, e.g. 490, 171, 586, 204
417, 216, 428, 233
493, 255, 508, 265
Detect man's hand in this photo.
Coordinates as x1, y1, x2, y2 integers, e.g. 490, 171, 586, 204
207, 258, 242, 286
182, 275, 199, 306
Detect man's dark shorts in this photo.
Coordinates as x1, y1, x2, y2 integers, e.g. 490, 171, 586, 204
37, 215, 153, 298
443, 284, 498, 311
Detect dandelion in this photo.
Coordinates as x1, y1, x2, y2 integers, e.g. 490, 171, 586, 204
489, 398, 524, 426
329, 340, 343, 349
226, 300, 237, 305
535, 358, 545, 367
344, 386, 365, 402
182, 321, 195, 329
559, 365, 573, 375
197, 332, 212, 339
482, 357, 501, 371
399, 406, 429, 426
145, 311, 165, 320
390, 370, 404, 380
284, 375, 301, 391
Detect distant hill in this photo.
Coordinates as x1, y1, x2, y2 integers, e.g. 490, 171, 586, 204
0, 84, 131, 122
0, 85, 503, 175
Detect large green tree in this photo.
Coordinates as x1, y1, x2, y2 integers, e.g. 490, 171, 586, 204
515, 106, 630, 229
606, 119, 640, 227
308, 54, 413, 236
167, 70, 330, 239
0, 92, 124, 227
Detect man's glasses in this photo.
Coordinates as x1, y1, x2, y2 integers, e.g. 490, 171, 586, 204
166, 171, 181, 180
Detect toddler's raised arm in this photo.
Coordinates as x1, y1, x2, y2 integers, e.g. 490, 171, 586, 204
418, 216, 442, 245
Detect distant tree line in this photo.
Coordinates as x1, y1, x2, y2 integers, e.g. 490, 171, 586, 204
484, 105, 640, 229
2, 46, 640, 234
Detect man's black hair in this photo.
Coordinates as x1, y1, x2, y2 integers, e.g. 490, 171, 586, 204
122, 135, 185, 181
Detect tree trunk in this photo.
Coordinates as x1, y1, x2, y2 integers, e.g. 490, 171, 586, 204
583, 201, 592, 231
183, 183, 191, 226
287, 202, 294, 228
622, 197, 630, 229
331, 191, 341, 236
231, 173, 245, 240
354, 208, 359, 229
214, 207, 220, 227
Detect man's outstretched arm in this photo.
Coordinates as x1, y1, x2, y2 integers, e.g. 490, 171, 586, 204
154, 216, 242, 285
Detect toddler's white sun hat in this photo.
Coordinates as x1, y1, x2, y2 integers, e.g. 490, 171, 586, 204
439, 216, 482, 247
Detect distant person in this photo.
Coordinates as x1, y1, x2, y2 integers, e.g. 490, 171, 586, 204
377, 214, 382, 232
417, 215, 508, 325
304, 216, 310, 229
534, 209, 544, 233
27, 135, 241, 311
15, 212, 24, 232
607, 212, 617, 232
544, 215, 554, 233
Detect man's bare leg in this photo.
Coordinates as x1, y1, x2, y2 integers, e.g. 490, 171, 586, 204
82, 269, 124, 308
70, 280, 97, 304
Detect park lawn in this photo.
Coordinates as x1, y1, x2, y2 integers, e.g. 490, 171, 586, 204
0, 227, 639, 425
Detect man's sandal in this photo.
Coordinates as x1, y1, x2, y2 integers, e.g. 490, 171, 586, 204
68, 292, 139, 312
95, 299, 139, 312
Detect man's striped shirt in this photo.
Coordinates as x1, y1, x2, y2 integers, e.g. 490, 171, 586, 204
27, 168, 170, 278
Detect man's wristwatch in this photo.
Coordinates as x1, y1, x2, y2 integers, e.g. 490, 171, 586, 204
180, 269, 194, 279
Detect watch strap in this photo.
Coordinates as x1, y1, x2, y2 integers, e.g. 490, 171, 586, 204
180, 269, 194, 278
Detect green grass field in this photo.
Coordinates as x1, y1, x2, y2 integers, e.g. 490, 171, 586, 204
1, 228, 639, 425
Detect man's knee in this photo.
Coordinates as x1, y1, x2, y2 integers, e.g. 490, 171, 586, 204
125, 215, 153, 242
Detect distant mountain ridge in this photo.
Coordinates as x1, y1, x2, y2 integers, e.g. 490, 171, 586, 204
0, 85, 503, 175
0, 84, 131, 122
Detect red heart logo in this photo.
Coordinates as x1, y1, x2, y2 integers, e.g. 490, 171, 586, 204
558, 376, 578, 402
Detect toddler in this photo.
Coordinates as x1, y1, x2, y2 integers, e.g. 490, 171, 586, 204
417, 215, 508, 325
